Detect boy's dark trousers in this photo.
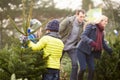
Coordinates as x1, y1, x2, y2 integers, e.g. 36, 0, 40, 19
42, 68, 60, 80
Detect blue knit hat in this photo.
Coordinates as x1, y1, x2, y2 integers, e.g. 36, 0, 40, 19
46, 19, 59, 32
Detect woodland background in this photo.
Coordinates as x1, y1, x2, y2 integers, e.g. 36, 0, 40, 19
0, 0, 120, 80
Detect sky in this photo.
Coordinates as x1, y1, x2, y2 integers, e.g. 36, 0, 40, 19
54, 0, 103, 10
54, 0, 82, 10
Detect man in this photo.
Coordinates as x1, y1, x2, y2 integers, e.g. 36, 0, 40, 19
59, 9, 86, 80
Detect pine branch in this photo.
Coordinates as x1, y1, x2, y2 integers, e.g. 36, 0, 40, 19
8, 16, 25, 35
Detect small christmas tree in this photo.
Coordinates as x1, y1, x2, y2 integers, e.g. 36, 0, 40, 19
94, 35, 120, 80
0, 40, 48, 80
0, 0, 48, 79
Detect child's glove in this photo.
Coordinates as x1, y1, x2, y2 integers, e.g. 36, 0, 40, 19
21, 35, 28, 43
19, 35, 28, 43
20, 35, 29, 47
22, 36, 28, 43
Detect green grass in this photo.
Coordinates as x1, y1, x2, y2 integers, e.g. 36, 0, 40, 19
60, 53, 71, 80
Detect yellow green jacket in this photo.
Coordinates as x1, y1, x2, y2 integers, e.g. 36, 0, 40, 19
28, 34, 64, 69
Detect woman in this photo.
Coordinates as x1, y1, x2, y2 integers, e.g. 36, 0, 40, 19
77, 15, 113, 80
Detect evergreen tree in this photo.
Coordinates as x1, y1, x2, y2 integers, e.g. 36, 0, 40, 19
0, 0, 48, 79
94, 35, 120, 80
0, 39, 48, 80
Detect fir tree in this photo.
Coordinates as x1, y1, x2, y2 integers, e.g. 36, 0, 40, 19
0, 0, 48, 79
0, 40, 48, 80
94, 35, 120, 80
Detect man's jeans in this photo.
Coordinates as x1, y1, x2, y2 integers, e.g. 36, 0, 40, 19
42, 68, 60, 80
62, 49, 78, 80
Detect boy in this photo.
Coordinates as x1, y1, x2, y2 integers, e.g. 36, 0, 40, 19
28, 19, 64, 80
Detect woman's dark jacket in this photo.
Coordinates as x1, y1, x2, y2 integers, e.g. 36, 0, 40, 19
77, 24, 112, 58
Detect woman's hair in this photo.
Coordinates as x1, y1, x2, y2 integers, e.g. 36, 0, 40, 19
83, 15, 108, 31
94, 15, 108, 24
